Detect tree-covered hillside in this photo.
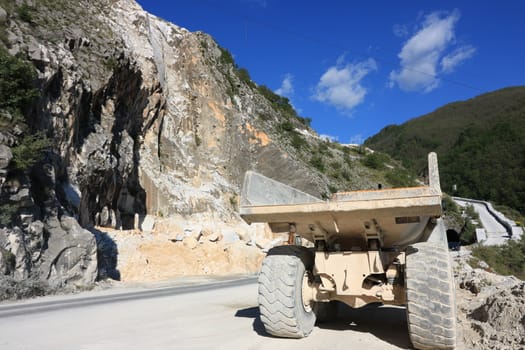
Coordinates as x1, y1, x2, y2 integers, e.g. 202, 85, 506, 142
365, 86, 525, 214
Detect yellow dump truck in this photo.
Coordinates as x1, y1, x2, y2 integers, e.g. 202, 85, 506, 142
240, 153, 456, 350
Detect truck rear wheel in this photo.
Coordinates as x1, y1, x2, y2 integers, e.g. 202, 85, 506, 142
405, 241, 457, 350
258, 245, 316, 338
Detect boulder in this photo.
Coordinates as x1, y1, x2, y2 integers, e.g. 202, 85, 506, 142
39, 215, 98, 288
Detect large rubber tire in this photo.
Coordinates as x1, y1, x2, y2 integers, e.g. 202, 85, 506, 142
405, 241, 457, 350
258, 245, 316, 338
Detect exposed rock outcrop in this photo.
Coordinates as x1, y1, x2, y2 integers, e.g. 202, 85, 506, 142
0, 154, 97, 299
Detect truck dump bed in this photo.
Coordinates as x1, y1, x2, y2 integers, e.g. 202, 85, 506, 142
240, 153, 442, 249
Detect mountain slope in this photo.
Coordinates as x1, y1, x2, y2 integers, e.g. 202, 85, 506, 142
365, 86, 525, 213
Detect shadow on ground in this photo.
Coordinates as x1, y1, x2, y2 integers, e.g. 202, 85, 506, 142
234, 306, 268, 337
235, 302, 411, 348
89, 227, 121, 281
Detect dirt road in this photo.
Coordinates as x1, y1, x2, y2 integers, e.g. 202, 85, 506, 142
0, 277, 412, 349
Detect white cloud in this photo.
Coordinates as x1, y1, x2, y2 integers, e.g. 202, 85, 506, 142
389, 10, 475, 92
441, 45, 476, 73
313, 57, 377, 113
275, 74, 294, 96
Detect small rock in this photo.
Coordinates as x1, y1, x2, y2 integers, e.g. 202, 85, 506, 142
208, 232, 221, 242
183, 236, 198, 249
222, 231, 240, 244
183, 228, 193, 237
200, 228, 212, 237
478, 260, 489, 270
171, 233, 184, 242
140, 215, 155, 233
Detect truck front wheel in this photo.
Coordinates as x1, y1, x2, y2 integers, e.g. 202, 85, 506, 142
258, 245, 316, 338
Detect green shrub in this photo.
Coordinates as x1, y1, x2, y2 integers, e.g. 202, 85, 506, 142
442, 194, 460, 214
0, 47, 39, 112
297, 116, 311, 127
460, 220, 477, 245
0, 203, 19, 227
385, 168, 415, 188
330, 161, 342, 170
328, 171, 340, 180
104, 57, 118, 71
256, 84, 308, 127
219, 46, 235, 67
11, 132, 51, 170
471, 236, 525, 279
229, 194, 238, 210
317, 142, 329, 155
493, 204, 524, 224
194, 133, 202, 147
16, 4, 34, 23
279, 121, 294, 133
236, 68, 255, 88
361, 152, 389, 170
0, 48, 48, 172
290, 133, 307, 150
310, 156, 324, 172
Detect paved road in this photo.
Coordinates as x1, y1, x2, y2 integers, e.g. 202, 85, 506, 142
454, 198, 509, 245
0, 277, 411, 350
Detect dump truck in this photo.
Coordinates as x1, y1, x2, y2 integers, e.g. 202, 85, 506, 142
240, 152, 456, 350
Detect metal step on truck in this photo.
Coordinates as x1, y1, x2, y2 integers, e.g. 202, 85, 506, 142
240, 152, 457, 350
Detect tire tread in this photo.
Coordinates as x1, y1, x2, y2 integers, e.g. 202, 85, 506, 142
406, 241, 457, 350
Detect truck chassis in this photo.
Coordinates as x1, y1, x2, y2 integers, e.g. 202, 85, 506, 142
240, 153, 457, 350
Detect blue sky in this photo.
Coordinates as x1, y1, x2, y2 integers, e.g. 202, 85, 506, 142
136, 0, 525, 144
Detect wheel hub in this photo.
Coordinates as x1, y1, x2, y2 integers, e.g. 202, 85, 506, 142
302, 271, 315, 312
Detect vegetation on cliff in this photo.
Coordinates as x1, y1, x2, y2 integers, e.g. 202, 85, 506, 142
0, 47, 50, 170
0, 47, 51, 226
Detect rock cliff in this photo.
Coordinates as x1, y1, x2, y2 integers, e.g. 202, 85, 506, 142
0, 0, 392, 297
